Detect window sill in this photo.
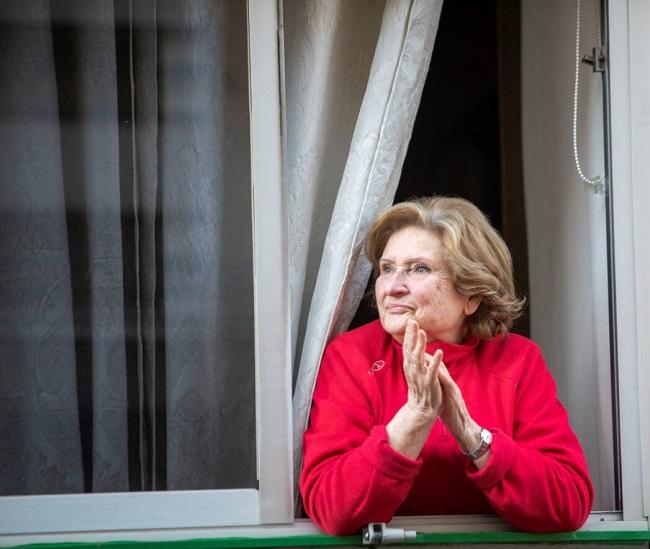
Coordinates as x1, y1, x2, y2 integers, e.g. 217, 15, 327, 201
4, 531, 650, 549
3, 514, 648, 548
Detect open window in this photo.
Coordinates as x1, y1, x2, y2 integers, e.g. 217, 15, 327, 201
351, 0, 648, 531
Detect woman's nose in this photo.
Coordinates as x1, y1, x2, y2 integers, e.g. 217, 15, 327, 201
384, 271, 409, 294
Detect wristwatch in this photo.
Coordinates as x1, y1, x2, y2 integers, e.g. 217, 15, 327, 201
462, 428, 492, 460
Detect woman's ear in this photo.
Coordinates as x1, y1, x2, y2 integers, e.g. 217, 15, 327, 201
464, 296, 482, 316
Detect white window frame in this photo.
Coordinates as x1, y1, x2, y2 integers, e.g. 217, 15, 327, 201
2, 0, 649, 546
0, 0, 292, 539
608, 0, 650, 525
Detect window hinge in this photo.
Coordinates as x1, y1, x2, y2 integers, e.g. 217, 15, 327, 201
581, 45, 607, 72
362, 523, 417, 545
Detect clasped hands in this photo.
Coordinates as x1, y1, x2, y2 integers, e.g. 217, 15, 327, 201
386, 319, 486, 466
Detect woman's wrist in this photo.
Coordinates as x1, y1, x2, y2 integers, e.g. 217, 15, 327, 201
387, 402, 436, 459
405, 399, 438, 421
455, 417, 482, 453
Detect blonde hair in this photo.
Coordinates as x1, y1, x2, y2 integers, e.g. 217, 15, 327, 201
365, 196, 525, 340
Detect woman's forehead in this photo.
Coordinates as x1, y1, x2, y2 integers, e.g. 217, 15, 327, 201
382, 226, 442, 257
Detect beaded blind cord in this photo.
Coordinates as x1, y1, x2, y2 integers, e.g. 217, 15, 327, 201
573, 0, 606, 194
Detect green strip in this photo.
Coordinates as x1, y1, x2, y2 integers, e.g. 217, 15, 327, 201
10, 530, 650, 549
9, 537, 354, 549
414, 530, 650, 544
9, 536, 359, 549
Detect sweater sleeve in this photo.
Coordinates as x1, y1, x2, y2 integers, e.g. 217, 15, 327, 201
465, 346, 594, 532
300, 341, 421, 535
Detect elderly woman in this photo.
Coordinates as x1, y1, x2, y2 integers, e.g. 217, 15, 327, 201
300, 196, 593, 535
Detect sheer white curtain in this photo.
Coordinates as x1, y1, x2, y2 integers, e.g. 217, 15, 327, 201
287, 0, 444, 494
521, 0, 615, 511
285, 0, 384, 371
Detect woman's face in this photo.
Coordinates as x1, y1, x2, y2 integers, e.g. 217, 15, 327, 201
375, 225, 480, 344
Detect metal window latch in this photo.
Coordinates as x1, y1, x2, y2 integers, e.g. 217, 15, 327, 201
362, 523, 417, 545
581, 45, 607, 72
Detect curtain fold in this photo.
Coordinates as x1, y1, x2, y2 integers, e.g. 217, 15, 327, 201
54, 0, 130, 493
290, 0, 443, 497
156, 0, 255, 492
0, 0, 85, 495
285, 0, 385, 373
131, 0, 161, 490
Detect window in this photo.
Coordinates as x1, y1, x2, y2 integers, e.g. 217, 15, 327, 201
1, 0, 648, 545
0, 0, 291, 536
353, 0, 620, 514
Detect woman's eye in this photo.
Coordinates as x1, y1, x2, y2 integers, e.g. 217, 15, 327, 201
380, 264, 393, 274
413, 264, 430, 274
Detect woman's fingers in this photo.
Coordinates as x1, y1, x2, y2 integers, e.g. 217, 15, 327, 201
437, 363, 452, 386
438, 363, 461, 398
436, 364, 480, 451
403, 320, 426, 372
425, 350, 443, 377
412, 328, 426, 366
403, 319, 416, 358
401, 323, 444, 416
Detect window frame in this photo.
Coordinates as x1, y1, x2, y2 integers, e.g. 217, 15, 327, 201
2, 0, 649, 545
0, 0, 292, 537
608, 0, 650, 524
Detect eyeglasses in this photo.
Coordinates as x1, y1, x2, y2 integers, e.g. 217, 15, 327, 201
377, 262, 434, 281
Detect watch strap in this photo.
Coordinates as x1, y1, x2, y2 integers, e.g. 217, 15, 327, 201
462, 428, 492, 460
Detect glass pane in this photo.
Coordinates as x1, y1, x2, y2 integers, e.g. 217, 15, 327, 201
0, 0, 256, 495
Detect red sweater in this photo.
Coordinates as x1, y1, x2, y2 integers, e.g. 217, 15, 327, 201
300, 320, 593, 535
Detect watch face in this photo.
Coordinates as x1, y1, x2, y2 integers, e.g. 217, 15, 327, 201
482, 429, 493, 444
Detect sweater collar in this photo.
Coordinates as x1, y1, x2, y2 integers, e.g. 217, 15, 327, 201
390, 332, 480, 364
425, 334, 480, 363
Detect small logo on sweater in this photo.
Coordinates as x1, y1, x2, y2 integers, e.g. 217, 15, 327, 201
368, 360, 385, 375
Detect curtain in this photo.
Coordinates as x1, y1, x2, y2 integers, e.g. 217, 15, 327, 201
0, 0, 255, 495
285, 0, 385, 371
1, 0, 444, 502
289, 0, 444, 497
521, 0, 615, 510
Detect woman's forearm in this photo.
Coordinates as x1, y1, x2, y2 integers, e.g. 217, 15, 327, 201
301, 424, 422, 535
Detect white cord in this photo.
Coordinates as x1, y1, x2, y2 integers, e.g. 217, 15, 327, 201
572, 0, 605, 193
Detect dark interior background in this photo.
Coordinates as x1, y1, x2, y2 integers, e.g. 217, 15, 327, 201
351, 0, 529, 337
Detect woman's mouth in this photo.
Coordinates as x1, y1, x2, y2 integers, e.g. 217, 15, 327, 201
385, 304, 413, 314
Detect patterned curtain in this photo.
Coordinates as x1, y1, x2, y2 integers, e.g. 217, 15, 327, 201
0, 0, 255, 494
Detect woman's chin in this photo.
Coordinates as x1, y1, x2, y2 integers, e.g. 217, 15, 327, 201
379, 315, 411, 341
